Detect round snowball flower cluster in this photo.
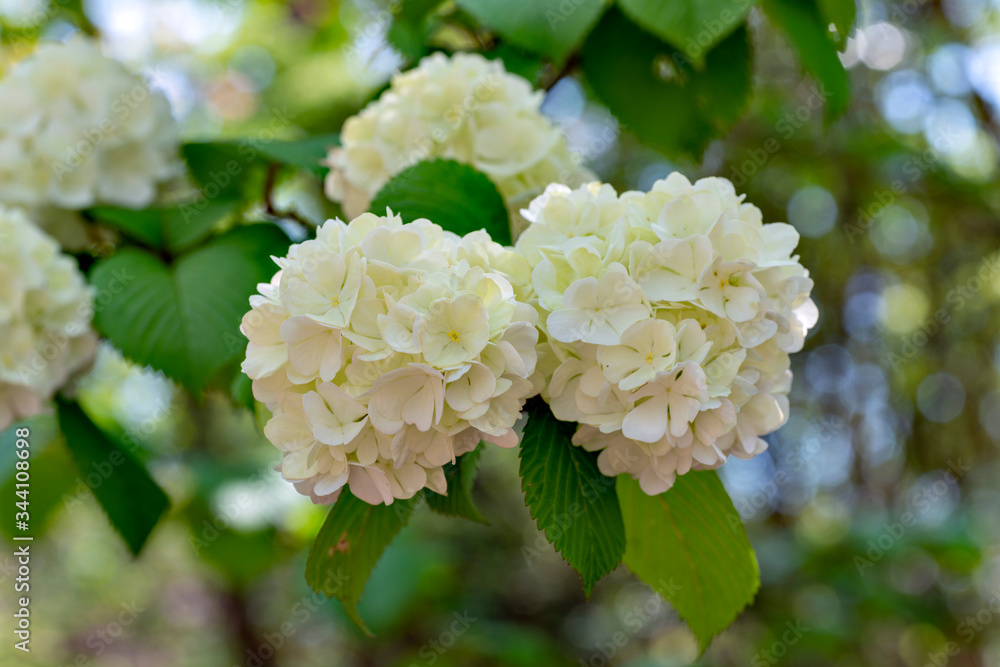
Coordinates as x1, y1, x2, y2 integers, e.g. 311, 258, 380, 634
324, 51, 591, 220
0, 37, 181, 214
0, 205, 97, 430
517, 175, 817, 494
241, 211, 539, 505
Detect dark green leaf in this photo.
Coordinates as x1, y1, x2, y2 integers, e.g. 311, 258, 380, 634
182, 141, 268, 202
388, 0, 445, 61
370, 159, 512, 245
88, 198, 243, 253
818, 0, 856, 48
56, 399, 170, 556
306, 490, 417, 635
617, 472, 759, 653
89, 224, 289, 394
519, 399, 626, 596
87, 207, 162, 247
424, 443, 488, 524
230, 371, 255, 412
618, 0, 752, 60
455, 0, 606, 62
254, 133, 340, 175
582, 8, 752, 158
762, 0, 851, 119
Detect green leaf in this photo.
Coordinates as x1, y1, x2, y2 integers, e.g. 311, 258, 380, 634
182, 141, 268, 202
455, 0, 606, 62
56, 399, 170, 556
618, 0, 752, 60
617, 472, 759, 653
424, 443, 488, 524
230, 371, 255, 412
89, 224, 289, 394
87, 207, 162, 247
388, 0, 445, 61
519, 399, 626, 596
818, 0, 855, 48
254, 133, 340, 175
88, 198, 243, 253
582, 7, 752, 159
370, 159, 512, 245
306, 490, 417, 635
762, 0, 851, 119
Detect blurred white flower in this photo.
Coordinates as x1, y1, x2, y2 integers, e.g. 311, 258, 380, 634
0, 205, 97, 430
516, 174, 817, 494
0, 37, 181, 243
242, 211, 539, 505
324, 52, 593, 221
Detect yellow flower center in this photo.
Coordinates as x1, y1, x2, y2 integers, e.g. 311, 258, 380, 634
329, 294, 340, 307
448, 329, 462, 343
645, 353, 654, 364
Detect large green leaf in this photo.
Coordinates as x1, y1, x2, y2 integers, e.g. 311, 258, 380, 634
370, 159, 512, 245
519, 399, 625, 596
582, 7, 752, 159
89, 224, 289, 394
306, 490, 417, 635
89, 198, 243, 253
618, 0, 752, 60
455, 0, 606, 62
424, 443, 488, 524
56, 399, 170, 556
254, 133, 340, 175
762, 0, 851, 119
617, 472, 759, 653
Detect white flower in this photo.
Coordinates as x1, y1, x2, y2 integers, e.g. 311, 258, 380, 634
517, 175, 815, 494
324, 52, 593, 221
243, 211, 539, 505
0, 205, 97, 430
0, 37, 181, 237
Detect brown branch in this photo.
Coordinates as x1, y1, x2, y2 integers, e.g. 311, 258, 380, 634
262, 163, 316, 229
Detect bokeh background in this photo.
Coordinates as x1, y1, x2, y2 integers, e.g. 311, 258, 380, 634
3, 0, 1000, 665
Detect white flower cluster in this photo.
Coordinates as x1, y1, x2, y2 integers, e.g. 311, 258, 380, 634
517, 175, 817, 494
0, 37, 181, 214
0, 205, 97, 430
325, 51, 591, 220
242, 212, 539, 505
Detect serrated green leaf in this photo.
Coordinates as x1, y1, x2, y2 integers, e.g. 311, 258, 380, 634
582, 8, 752, 159
762, 0, 851, 119
306, 490, 417, 635
456, 0, 606, 62
370, 159, 512, 245
424, 443, 488, 524
519, 399, 625, 596
89, 225, 289, 394
56, 399, 170, 556
617, 472, 759, 654
618, 0, 752, 60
